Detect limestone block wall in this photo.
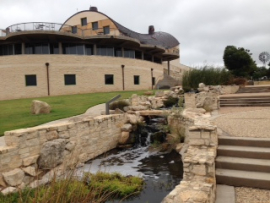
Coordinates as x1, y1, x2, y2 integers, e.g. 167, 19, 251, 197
163, 117, 217, 203
0, 114, 127, 192
0, 55, 169, 101
184, 93, 196, 108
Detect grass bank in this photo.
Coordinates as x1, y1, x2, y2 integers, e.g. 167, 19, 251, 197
0, 90, 150, 136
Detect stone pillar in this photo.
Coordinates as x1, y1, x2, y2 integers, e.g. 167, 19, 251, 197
21, 43, 25, 54
58, 42, 63, 54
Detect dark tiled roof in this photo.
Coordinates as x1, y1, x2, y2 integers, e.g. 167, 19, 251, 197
112, 20, 180, 49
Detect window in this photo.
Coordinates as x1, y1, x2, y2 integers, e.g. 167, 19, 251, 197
97, 46, 114, 56
134, 75, 140, 85
105, 74, 114, 85
25, 75, 37, 86
92, 22, 98, 30
63, 44, 84, 55
71, 26, 77, 34
124, 49, 135, 58
152, 77, 156, 86
25, 43, 49, 54
85, 44, 93, 55
81, 17, 87, 26
103, 26, 110, 34
115, 48, 122, 57
64, 74, 76, 85
50, 44, 59, 54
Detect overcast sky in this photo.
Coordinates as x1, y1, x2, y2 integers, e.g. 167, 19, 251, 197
1, 0, 270, 67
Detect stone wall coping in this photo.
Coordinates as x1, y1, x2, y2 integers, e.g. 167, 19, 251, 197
189, 125, 216, 131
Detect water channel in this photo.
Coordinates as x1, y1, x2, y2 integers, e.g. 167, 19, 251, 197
81, 117, 183, 203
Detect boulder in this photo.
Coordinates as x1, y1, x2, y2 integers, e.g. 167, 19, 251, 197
2, 168, 25, 186
22, 166, 38, 177
31, 100, 51, 114
119, 131, 130, 144
198, 83, 205, 88
38, 139, 66, 169
150, 98, 164, 109
121, 124, 133, 132
1, 187, 17, 195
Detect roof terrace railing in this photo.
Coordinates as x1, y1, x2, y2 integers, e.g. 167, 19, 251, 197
5, 22, 128, 38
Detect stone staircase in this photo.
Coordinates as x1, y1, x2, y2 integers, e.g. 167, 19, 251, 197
236, 86, 270, 94
216, 136, 270, 189
219, 94, 270, 107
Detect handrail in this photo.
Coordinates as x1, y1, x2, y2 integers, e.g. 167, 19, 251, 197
106, 95, 121, 115
5, 22, 127, 38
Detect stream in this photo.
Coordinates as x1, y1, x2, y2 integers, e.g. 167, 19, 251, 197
80, 117, 183, 203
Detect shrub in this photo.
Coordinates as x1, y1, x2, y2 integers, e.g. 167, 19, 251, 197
109, 100, 129, 111
163, 96, 179, 107
228, 77, 247, 85
182, 66, 233, 92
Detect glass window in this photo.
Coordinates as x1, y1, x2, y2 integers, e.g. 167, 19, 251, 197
85, 44, 93, 55
50, 44, 59, 54
14, 44, 22, 55
0, 44, 13, 55
105, 74, 114, 85
63, 44, 84, 55
71, 26, 77, 34
97, 46, 114, 56
81, 18, 87, 26
92, 22, 98, 30
77, 45, 84, 55
25, 75, 37, 86
115, 48, 122, 57
25, 44, 49, 54
134, 75, 140, 85
64, 74, 76, 85
124, 49, 135, 58
103, 26, 110, 34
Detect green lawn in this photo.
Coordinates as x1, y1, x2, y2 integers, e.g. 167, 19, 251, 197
0, 90, 150, 136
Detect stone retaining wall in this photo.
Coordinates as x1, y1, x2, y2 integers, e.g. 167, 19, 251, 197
163, 115, 217, 203
0, 114, 127, 193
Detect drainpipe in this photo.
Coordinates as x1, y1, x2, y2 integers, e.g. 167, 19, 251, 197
168, 61, 170, 76
151, 68, 153, 90
45, 62, 50, 96
122, 65, 125, 90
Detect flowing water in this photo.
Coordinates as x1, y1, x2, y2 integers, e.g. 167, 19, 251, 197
80, 117, 183, 203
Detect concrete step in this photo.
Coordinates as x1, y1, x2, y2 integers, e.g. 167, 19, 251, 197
216, 169, 270, 189
217, 145, 270, 159
218, 136, 270, 148
216, 156, 270, 172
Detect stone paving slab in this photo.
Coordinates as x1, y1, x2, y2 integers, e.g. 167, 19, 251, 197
215, 185, 235, 203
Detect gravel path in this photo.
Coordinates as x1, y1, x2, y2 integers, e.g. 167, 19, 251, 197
214, 107, 270, 138
235, 187, 270, 203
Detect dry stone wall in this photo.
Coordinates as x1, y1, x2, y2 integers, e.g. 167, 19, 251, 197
0, 114, 127, 193
163, 112, 217, 203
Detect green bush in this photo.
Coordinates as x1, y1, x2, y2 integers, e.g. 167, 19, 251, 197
182, 66, 233, 92
163, 96, 179, 107
109, 100, 129, 111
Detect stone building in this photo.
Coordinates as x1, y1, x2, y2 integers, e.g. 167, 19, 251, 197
0, 6, 190, 101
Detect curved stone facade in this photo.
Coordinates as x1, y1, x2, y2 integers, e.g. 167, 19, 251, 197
0, 55, 165, 100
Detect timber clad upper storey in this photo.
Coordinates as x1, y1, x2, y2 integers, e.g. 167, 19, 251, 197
0, 6, 187, 101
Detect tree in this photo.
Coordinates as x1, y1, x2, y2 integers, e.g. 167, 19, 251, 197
223, 45, 257, 78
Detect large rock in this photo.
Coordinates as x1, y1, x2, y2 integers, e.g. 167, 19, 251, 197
121, 124, 133, 132
2, 168, 25, 186
31, 100, 51, 114
38, 139, 66, 169
119, 131, 130, 144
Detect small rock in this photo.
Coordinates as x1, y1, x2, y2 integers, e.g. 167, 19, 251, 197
121, 124, 133, 132
1, 187, 17, 195
2, 168, 25, 186
119, 131, 130, 144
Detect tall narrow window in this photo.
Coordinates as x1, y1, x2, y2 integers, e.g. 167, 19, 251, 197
105, 74, 114, 85
92, 22, 98, 30
134, 75, 140, 85
81, 17, 87, 26
103, 26, 110, 34
64, 74, 76, 85
25, 75, 37, 86
71, 26, 77, 34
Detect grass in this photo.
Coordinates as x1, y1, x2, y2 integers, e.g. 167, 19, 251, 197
0, 90, 149, 136
0, 172, 144, 203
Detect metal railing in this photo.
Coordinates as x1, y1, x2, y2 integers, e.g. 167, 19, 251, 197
5, 22, 127, 38
106, 95, 121, 115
